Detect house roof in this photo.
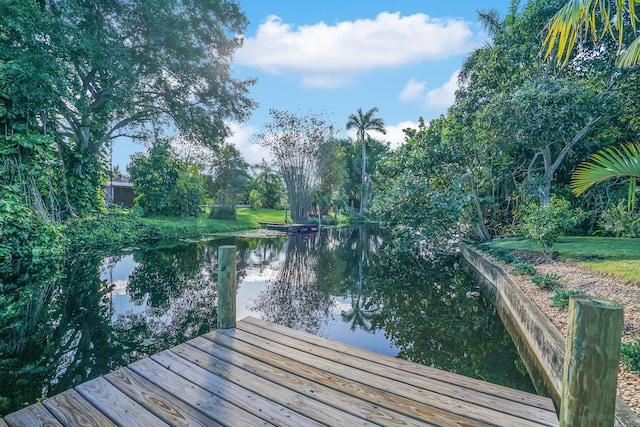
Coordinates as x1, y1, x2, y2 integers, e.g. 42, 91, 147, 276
103, 175, 133, 188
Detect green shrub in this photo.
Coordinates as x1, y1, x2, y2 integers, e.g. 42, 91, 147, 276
209, 206, 236, 220
479, 245, 518, 264
249, 189, 262, 210
518, 197, 584, 260
476, 243, 490, 251
168, 174, 206, 217
512, 262, 537, 276
531, 273, 562, 290
599, 201, 640, 238
621, 339, 640, 373
549, 289, 586, 308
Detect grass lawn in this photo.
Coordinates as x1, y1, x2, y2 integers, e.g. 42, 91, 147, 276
137, 208, 330, 240
486, 236, 640, 284
235, 207, 288, 227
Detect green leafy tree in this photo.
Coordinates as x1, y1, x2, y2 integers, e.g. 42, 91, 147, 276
1, 0, 256, 214
371, 116, 466, 252
168, 174, 206, 217
128, 142, 180, 215
128, 141, 205, 217
346, 107, 386, 215
477, 76, 603, 206
209, 144, 250, 207
451, 0, 570, 236
518, 196, 583, 260
249, 162, 285, 209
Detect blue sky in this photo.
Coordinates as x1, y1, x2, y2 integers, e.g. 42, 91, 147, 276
113, 0, 515, 170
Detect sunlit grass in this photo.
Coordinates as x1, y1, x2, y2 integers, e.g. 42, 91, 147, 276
235, 207, 287, 227
137, 207, 349, 241
139, 208, 287, 238
485, 236, 640, 284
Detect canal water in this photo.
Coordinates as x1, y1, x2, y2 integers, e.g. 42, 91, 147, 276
0, 226, 535, 416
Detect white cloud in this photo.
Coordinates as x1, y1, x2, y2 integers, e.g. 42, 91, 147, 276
424, 70, 459, 108
398, 70, 460, 110
345, 120, 417, 150
301, 75, 353, 89
236, 13, 475, 87
345, 126, 387, 142
384, 121, 419, 149
399, 79, 427, 102
226, 122, 270, 165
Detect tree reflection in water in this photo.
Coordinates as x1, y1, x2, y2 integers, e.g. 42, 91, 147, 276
249, 233, 334, 335
0, 227, 535, 417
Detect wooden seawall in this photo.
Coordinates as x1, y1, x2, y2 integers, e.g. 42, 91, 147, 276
2, 316, 558, 426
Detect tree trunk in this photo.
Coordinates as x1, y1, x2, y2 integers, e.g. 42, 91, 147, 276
359, 140, 367, 215
468, 170, 491, 240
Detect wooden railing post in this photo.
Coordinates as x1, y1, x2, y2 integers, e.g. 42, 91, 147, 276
560, 296, 623, 427
217, 245, 237, 329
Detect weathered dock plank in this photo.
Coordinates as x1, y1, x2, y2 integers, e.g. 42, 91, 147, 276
152, 348, 355, 426
129, 357, 274, 427
221, 319, 558, 427
3, 403, 63, 427
242, 315, 556, 411
43, 389, 117, 427
189, 333, 479, 426
2, 316, 559, 427
76, 377, 169, 427
105, 367, 224, 427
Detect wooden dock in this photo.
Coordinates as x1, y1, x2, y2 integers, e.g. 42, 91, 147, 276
258, 222, 319, 233
2, 316, 559, 426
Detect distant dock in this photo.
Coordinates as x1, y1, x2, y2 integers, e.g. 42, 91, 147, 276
2, 316, 558, 426
259, 222, 319, 233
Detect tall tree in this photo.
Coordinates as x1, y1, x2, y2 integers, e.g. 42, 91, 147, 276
209, 144, 250, 207
346, 107, 386, 215
477, 76, 604, 206
249, 161, 285, 209
260, 110, 336, 221
1, 0, 256, 215
371, 115, 466, 253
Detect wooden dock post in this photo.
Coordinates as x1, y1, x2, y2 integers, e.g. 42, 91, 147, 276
217, 245, 237, 329
560, 296, 623, 427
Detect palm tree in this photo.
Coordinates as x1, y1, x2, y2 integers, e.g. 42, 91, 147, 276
346, 107, 386, 214
571, 142, 640, 211
543, 0, 640, 68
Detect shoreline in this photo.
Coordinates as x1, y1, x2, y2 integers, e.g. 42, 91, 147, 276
481, 248, 640, 416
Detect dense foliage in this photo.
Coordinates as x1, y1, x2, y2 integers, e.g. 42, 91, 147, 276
128, 142, 205, 217
209, 145, 250, 207
249, 162, 285, 209
372, 0, 639, 245
372, 117, 466, 252
518, 197, 584, 259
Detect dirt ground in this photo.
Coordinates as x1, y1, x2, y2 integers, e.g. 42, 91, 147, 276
485, 249, 640, 416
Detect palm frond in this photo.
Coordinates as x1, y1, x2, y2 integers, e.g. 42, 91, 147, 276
544, 0, 640, 67
617, 35, 640, 68
543, 0, 593, 65
571, 142, 640, 197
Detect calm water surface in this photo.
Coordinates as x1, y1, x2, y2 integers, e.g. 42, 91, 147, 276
0, 226, 534, 416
